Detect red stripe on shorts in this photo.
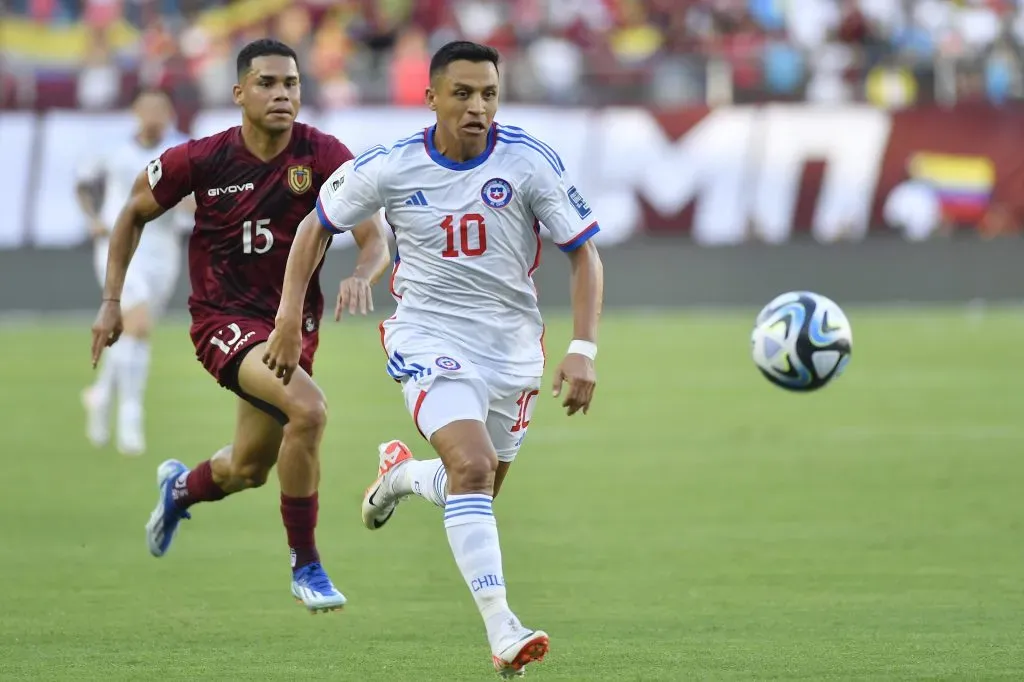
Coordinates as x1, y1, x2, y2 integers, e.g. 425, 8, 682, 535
412, 389, 428, 440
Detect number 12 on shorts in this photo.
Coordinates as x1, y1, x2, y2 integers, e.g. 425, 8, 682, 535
210, 323, 254, 355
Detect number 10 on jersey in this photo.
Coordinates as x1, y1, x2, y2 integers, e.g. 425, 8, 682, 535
440, 214, 487, 258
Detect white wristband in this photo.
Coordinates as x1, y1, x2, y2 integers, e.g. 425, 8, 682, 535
567, 339, 597, 360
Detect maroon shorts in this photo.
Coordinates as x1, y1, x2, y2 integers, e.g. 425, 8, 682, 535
190, 315, 319, 394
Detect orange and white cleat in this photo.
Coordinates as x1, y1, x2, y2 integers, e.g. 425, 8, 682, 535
493, 629, 549, 679
361, 440, 414, 530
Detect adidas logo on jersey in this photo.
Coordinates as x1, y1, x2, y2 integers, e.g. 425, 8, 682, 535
404, 191, 429, 206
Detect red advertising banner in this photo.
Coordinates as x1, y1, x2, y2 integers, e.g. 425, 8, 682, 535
1, 104, 1022, 248
875, 106, 1024, 237
637, 105, 1024, 242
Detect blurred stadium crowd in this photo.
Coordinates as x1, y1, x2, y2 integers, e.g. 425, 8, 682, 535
3, 0, 1024, 116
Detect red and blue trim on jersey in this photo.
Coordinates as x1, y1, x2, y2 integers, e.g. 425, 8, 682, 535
492, 124, 595, 252
528, 219, 547, 367
556, 221, 600, 252
319, 134, 426, 234
354, 133, 422, 172
315, 197, 345, 235
495, 124, 565, 175
424, 124, 497, 171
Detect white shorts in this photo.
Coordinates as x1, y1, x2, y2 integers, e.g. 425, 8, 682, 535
383, 333, 541, 463
94, 244, 179, 319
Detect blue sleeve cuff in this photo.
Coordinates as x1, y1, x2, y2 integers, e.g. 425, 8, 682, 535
316, 198, 345, 234
557, 222, 599, 252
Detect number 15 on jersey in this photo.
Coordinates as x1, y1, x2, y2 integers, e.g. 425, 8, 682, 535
243, 219, 273, 254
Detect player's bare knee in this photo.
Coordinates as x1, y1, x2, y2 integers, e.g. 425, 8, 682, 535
121, 306, 152, 339
446, 447, 498, 492
121, 325, 151, 341
285, 394, 328, 440
123, 318, 152, 340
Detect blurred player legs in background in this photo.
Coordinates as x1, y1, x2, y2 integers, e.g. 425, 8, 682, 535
77, 89, 192, 456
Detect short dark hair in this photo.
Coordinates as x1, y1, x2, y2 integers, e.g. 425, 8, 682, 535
236, 39, 299, 79
429, 41, 500, 81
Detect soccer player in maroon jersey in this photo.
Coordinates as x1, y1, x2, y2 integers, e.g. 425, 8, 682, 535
89, 39, 390, 613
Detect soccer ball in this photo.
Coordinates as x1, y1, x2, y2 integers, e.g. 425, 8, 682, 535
750, 291, 852, 392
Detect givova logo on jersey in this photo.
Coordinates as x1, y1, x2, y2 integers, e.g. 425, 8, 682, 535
481, 178, 513, 209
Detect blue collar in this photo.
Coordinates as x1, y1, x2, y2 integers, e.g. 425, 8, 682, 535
424, 124, 496, 171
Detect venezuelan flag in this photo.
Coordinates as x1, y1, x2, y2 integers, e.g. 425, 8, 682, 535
908, 152, 995, 223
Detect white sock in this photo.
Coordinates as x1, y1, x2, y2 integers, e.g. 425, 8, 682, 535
115, 333, 150, 440
92, 349, 118, 403
444, 493, 521, 652
115, 336, 151, 422
393, 458, 447, 507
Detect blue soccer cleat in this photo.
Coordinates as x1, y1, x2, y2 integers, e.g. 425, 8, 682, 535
291, 562, 347, 614
145, 459, 191, 557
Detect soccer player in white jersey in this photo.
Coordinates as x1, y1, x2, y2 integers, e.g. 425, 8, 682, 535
265, 41, 604, 677
76, 88, 193, 455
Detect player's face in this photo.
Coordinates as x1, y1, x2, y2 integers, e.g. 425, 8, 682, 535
134, 92, 172, 141
428, 60, 499, 145
233, 55, 301, 133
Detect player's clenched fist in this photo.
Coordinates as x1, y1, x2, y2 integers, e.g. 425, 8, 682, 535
551, 352, 597, 416
335, 275, 374, 320
263, 321, 302, 385
90, 299, 124, 368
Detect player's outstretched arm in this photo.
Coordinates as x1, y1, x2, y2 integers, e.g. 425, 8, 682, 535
552, 240, 604, 415
90, 169, 169, 367
335, 212, 391, 320
265, 209, 332, 383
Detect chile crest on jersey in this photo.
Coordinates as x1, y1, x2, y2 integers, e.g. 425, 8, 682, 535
481, 178, 513, 209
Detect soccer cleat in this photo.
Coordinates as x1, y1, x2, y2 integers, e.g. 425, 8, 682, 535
145, 459, 191, 557
360, 440, 414, 530
291, 562, 347, 613
81, 386, 111, 448
493, 629, 549, 679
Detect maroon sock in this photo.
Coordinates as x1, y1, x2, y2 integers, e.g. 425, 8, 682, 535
171, 460, 228, 510
281, 493, 320, 571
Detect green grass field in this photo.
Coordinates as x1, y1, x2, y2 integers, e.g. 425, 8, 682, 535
1, 310, 1022, 681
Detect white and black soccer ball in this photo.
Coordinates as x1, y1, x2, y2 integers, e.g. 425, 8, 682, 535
750, 291, 852, 392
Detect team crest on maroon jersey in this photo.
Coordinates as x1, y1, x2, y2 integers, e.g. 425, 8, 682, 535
288, 165, 313, 194
304, 314, 317, 333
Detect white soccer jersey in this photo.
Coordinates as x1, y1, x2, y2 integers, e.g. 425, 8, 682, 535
316, 123, 600, 377
78, 131, 191, 266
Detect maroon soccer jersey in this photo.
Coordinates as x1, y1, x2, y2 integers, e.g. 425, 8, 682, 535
148, 122, 353, 326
